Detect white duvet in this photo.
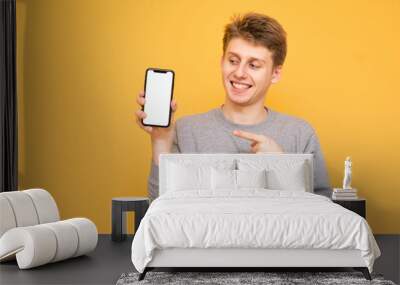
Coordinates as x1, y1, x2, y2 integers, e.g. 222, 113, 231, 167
131, 190, 380, 273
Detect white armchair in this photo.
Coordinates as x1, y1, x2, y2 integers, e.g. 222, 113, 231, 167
0, 189, 98, 269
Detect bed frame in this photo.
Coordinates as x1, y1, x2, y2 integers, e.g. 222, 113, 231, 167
139, 248, 371, 280
139, 154, 372, 281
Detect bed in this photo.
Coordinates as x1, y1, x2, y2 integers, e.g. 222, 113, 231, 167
131, 154, 380, 281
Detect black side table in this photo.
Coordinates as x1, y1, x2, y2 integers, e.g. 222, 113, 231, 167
112, 197, 149, 242
332, 198, 366, 218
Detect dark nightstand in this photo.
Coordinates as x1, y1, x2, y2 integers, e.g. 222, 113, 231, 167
111, 197, 149, 242
332, 198, 366, 218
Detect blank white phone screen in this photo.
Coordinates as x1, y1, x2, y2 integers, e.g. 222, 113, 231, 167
143, 70, 173, 126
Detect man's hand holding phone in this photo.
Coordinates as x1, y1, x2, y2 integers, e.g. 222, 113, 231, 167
135, 91, 178, 165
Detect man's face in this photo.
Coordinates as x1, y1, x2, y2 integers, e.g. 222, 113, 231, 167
221, 37, 282, 107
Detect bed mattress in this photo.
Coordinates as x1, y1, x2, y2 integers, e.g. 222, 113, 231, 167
131, 190, 380, 273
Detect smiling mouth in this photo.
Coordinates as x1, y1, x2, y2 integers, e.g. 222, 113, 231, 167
230, 81, 252, 90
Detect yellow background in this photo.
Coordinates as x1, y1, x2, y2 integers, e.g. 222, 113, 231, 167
16, 0, 400, 233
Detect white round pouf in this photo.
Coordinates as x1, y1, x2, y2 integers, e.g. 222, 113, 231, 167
0, 196, 17, 237
0, 189, 98, 269
0, 226, 57, 269
0, 191, 39, 227
64, 218, 98, 257
24, 189, 60, 223
42, 221, 79, 262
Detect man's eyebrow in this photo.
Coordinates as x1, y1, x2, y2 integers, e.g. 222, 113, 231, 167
227, 52, 266, 63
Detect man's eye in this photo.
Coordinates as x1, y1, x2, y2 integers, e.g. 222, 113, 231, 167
250, 63, 260, 69
229, 59, 238, 64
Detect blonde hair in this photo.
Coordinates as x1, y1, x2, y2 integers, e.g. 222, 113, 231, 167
223, 13, 287, 66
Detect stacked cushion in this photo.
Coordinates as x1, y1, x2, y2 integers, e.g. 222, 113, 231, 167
237, 159, 311, 192
236, 169, 268, 189
211, 168, 268, 190
165, 159, 235, 192
164, 157, 310, 193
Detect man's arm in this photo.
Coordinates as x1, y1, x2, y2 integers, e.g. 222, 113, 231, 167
148, 127, 180, 201
303, 133, 330, 190
134, 90, 178, 202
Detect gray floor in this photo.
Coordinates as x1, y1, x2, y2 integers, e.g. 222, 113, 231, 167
0, 235, 135, 285
375, 235, 400, 284
0, 235, 399, 285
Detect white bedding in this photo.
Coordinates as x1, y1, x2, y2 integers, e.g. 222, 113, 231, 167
131, 190, 380, 273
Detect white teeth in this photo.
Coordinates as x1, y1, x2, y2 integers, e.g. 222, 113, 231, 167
231, 81, 251, 90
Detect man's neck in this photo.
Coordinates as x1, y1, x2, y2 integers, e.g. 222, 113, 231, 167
221, 101, 268, 125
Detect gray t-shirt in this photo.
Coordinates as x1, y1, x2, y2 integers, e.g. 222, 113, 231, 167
148, 107, 330, 200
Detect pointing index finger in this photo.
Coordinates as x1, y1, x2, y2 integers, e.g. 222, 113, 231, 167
233, 130, 264, 142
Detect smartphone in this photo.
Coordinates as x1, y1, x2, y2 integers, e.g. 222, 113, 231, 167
142, 68, 175, 127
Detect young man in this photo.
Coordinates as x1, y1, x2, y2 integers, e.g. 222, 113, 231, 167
135, 13, 330, 200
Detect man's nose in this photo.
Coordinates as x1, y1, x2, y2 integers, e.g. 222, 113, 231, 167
233, 63, 247, 79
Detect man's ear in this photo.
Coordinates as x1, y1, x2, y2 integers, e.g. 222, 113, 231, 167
271, 65, 282, 84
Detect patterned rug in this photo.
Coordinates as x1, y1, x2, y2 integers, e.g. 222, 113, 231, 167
116, 271, 396, 285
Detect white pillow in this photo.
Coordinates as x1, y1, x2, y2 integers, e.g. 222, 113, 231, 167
236, 169, 268, 188
211, 168, 268, 190
166, 162, 212, 191
211, 168, 236, 190
266, 165, 307, 191
238, 159, 309, 191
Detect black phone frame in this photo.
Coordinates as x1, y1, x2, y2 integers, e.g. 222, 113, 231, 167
141, 67, 175, 128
